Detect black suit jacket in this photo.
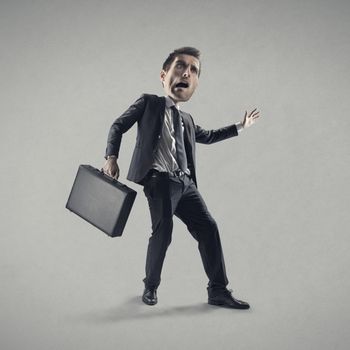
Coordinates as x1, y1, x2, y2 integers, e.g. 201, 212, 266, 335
105, 94, 238, 186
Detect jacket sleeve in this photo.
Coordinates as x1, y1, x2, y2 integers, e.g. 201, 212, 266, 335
195, 123, 239, 144
105, 94, 147, 158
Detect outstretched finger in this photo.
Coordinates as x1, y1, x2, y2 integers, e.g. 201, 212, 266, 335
249, 108, 257, 116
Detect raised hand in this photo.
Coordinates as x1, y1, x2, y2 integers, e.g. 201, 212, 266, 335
242, 108, 260, 128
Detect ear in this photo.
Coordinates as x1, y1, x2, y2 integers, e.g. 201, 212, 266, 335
160, 69, 167, 84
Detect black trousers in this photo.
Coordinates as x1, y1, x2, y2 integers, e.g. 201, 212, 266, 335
143, 171, 229, 291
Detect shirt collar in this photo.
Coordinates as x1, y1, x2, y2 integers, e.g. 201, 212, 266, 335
165, 96, 180, 110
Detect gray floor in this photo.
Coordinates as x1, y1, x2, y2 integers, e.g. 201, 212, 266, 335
1, 1, 350, 349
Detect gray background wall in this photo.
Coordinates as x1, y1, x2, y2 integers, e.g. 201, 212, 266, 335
1, 0, 349, 349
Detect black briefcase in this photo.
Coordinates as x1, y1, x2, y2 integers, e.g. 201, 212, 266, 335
66, 165, 137, 237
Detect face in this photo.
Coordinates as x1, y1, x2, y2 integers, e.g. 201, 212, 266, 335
160, 54, 200, 103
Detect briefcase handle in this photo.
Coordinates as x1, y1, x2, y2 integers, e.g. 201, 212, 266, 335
99, 167, 118, 182
98, 167, 130, 190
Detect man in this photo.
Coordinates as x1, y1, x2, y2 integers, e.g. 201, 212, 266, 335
102, 47, 260, 309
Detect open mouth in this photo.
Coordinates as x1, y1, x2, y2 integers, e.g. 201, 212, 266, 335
175, 82, 189, 89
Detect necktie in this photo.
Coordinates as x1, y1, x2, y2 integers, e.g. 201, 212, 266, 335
171, 106, 188, 172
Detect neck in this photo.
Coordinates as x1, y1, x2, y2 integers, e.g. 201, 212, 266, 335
167, 96, 181, 107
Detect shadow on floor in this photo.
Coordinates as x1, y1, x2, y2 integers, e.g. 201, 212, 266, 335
78, 296, 217, 324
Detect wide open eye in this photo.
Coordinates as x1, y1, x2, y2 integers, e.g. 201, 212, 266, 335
175, 62, 184, 69
191, 66, 198, 74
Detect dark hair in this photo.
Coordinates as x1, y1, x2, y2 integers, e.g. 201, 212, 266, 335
162, 47, 201, 75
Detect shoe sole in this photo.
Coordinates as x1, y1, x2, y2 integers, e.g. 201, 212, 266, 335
142, 296, 157, 305
208, 300, 250, 309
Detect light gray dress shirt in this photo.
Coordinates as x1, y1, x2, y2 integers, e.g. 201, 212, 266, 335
152, 96, 243, 173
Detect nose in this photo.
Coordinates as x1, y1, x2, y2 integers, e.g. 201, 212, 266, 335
182, 66, 191, 78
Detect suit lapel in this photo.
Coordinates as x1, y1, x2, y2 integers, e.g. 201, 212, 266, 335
179, 111, 194, 163
180, 111, 193, 144
158, 96, 166, 125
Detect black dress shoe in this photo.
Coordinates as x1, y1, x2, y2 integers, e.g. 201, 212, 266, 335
208, 288, 250, 309
142, 288, 157, 305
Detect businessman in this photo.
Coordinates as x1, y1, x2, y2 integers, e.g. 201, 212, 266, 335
103, 47, 260, 309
